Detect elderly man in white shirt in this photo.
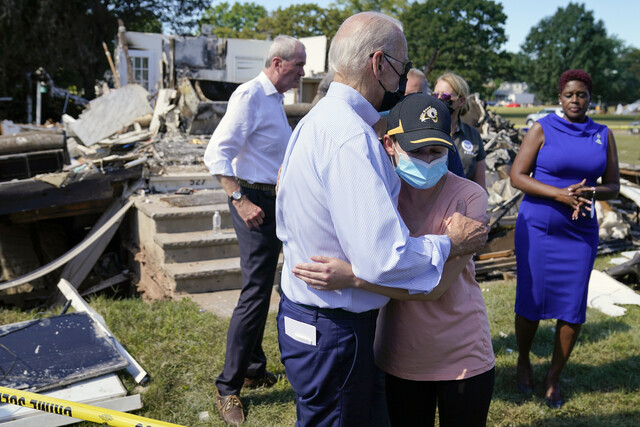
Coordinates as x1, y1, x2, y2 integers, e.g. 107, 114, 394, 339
276, 12, 488, 426
204, 35, 305, 426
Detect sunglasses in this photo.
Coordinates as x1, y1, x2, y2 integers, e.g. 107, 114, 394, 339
432, 92, 456, 101
369, 52, 412, 76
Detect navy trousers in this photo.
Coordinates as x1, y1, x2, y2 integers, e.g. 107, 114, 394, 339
277, 295, 388, 427
215, 187, 281, 396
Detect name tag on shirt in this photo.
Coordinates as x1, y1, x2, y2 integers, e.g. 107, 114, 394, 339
284, 316, 316, 346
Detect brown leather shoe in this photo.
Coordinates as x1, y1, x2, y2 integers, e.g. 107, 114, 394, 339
243, 371, 277, 389
216, 390, 245, 426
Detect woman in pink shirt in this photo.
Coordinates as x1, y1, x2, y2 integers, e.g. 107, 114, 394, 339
293, 94, 495, 426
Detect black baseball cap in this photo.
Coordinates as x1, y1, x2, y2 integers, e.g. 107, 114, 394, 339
386, 93, 454, 152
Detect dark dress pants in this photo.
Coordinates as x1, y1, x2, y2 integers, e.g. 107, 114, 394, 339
385, 367, 495, 427
215, 187, 282, 396
277, 295, 385, 427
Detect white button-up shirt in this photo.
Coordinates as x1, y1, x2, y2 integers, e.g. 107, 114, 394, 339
204, 72, 291, 184
276, 82, 451, 313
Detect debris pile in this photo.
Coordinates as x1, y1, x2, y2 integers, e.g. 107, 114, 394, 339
2, 80, 640, 294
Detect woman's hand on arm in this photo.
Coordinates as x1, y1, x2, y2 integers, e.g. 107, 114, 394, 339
292, 256, 358, 291
292, 256, 427, 299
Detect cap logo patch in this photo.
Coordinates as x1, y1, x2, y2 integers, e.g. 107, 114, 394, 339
419, 106, 438, 123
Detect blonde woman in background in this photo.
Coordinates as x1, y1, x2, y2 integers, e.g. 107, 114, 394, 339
433, 73, 486, 188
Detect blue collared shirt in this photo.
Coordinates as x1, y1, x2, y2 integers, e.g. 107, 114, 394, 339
204, 72, 290, 184
276, 82, 451, 313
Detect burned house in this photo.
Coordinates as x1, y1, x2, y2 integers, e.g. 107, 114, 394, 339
0, 29, 328, 305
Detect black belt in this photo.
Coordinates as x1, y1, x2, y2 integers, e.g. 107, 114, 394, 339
287, 297, 378, 320
237, 178, 276, 195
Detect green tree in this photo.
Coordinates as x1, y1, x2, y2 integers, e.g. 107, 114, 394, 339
0, 0, 209, 123
520, 2, 619, 102
401, 0, 508, 99
198, 2, 269, 39
333, 0, 410, 17
606, 46, 640, 104
110, 0, 210, 35
256, 4, 348, 39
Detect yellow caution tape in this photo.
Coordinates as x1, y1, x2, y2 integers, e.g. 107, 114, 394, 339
0, 386, 185, 427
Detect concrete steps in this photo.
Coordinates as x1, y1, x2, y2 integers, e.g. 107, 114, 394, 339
164, 254, 283, 294
131, 188, 282, 298
165, 257, 241, 294
155, 229, 240, 263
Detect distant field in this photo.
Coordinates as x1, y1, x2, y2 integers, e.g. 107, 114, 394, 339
487, 106, 640, 165
488, 106, 640, 128
614, 133, 640, 166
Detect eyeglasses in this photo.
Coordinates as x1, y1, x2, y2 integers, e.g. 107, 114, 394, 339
432, 92, 456, 101
369, 52, 412, 76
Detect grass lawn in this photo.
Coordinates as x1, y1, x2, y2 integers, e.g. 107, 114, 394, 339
614, 133, 640, 166
1, 277, 638, 426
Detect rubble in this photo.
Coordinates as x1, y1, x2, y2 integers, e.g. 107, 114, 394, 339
68, 84, 153, 146
1, 68, 639, 299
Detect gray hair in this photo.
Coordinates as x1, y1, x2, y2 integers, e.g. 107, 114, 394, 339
266, 35, 303, 66
408, 68, 429, 92
329, 12, 405, 80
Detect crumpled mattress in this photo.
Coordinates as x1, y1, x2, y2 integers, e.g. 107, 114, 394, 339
587, 270, 640, 316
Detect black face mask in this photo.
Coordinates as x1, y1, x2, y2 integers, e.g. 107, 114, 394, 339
377, 71, 408, 112
441, 99, 456, 116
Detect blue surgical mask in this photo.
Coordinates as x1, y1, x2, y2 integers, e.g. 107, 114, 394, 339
395, 152, 448, 189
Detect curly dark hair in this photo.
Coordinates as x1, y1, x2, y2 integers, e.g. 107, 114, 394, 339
558, 69, 593, 94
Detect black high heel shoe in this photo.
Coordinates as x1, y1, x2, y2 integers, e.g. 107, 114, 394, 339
516, 360, 534, 395
544, 371, 563, 409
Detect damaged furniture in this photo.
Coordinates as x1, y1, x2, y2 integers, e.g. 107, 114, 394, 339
0, 280, 148, 426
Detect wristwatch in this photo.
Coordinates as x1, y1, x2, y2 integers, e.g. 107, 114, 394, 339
230, 190, 243, 202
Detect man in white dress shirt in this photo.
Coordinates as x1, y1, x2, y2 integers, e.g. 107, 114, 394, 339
275, 12, 487, 426
204, 35, 305, 426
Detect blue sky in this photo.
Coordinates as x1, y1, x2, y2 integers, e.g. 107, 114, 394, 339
247, 0, 639, 52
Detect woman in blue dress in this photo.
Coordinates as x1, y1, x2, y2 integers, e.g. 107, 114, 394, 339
510, 69, 620, 408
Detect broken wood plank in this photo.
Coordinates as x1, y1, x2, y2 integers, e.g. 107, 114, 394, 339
150, 89, 177, 136
118, 20, 134, 85
97, 129, 151, 146
102, 42, 121, 89
80, 273, 129, 297
476, 249, 514, 260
